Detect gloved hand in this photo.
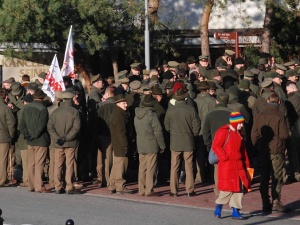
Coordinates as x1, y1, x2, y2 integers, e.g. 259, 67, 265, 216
24, 133, 33, 141
56, 137, 66, 146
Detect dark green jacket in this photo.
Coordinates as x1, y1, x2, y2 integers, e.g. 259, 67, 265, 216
194, 92, 216, 135
164, 100, 200, 151
110, 105, 129, 157
134, 106, 166, 154
202, 104, 232, 146
97, 97, 115, 136
0, 99, 16, 143
19, 100, 50, 147
47, 101, 81, 148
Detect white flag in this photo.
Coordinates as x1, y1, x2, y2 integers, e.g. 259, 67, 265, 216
61, 25, 75, 79
42, 54, 65, 102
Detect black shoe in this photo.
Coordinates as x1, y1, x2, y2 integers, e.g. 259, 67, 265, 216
146, 192, 162, 197
109, 190, 116, 194
262, 202, 272, 213
169, 192, 178, 197
55, 189, 65, 194
186, 192, 196, 197
66, 189, 81, 195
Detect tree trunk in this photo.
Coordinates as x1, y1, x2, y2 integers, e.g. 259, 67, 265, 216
148, 0, 160, 25
261, 0, 274, 54
110, 50, 119, 80
200, 0, 214, 57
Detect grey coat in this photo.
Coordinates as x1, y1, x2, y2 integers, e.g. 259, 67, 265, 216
134, 106, 166, 154
164, 100, 200, 151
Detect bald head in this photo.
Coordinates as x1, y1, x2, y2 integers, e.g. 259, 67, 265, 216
286, 82, 298, 94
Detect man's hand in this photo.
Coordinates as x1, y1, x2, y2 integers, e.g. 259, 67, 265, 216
56, 137, 66, 146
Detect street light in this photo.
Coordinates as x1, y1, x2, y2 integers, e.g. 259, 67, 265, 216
145, 0, 150, 70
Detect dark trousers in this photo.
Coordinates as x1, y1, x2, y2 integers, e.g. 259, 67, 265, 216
259, 152, 284, 204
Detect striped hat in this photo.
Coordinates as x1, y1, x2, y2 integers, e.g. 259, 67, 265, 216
229, 112, 245, 124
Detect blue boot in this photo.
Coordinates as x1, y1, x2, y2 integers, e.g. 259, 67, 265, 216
231, 207, 244, 220
214, 204, 223, 218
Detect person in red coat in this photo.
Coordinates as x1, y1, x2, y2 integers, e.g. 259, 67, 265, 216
212, 112, 251, 220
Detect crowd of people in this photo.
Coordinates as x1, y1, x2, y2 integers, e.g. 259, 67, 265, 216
0, 50, 300, 219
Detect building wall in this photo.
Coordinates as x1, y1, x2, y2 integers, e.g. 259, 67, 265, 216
158, 0, 265, 30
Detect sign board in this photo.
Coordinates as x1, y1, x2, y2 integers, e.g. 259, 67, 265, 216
214, 32, 237, 40
0, 53, 61, 82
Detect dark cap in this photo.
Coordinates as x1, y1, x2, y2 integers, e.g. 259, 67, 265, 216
38, 72, 47, 80
216, 93, 229, 104
238, 79, 250, 90
90, 74, 103, 83
286, 69, 298, 78
141, 94, 155, 107
186, 56, 197, 64
32, 89, 46, 99
235, 57, 245, 65
115, 94, 127, 103
197, 81, 210, 90
208, 81, 217, 90
211, 69, 220, 78
23, 94, 33, 103
11, 82, 23, 95
27, 82, 39, 91
151, 86, 163, 95
173, 89, 188, 101
244, 70, 254, 77
265, 71, 281, 79
165, 81, 175, 90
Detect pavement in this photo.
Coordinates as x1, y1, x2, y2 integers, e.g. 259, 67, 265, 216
71, 177, 300, 221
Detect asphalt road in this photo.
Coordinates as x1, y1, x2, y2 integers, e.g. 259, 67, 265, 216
0, 187, 299, 225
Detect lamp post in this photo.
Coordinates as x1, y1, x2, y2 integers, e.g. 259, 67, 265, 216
145, 0, 150, 69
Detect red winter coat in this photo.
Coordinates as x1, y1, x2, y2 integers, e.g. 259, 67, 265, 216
212, 124, 251, 192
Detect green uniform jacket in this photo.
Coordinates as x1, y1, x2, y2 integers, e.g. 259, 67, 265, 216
194, 93, 216, 135
164, 100, 200, 151
97, 97, 115, 136
202, 104, 232, 146
0, 99, 16, 143
47, 101, 81, 148
110, 105, 129, 157
19, 100, 50, 147
134, 106, 166, 154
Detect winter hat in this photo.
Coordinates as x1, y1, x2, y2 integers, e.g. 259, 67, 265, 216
229, 112, 245, 125
173, 82, 185, 93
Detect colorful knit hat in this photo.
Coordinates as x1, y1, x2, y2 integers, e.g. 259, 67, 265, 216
229, 112, 245, 124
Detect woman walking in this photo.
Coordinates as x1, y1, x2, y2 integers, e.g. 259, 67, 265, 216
212, 112, 251, 220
